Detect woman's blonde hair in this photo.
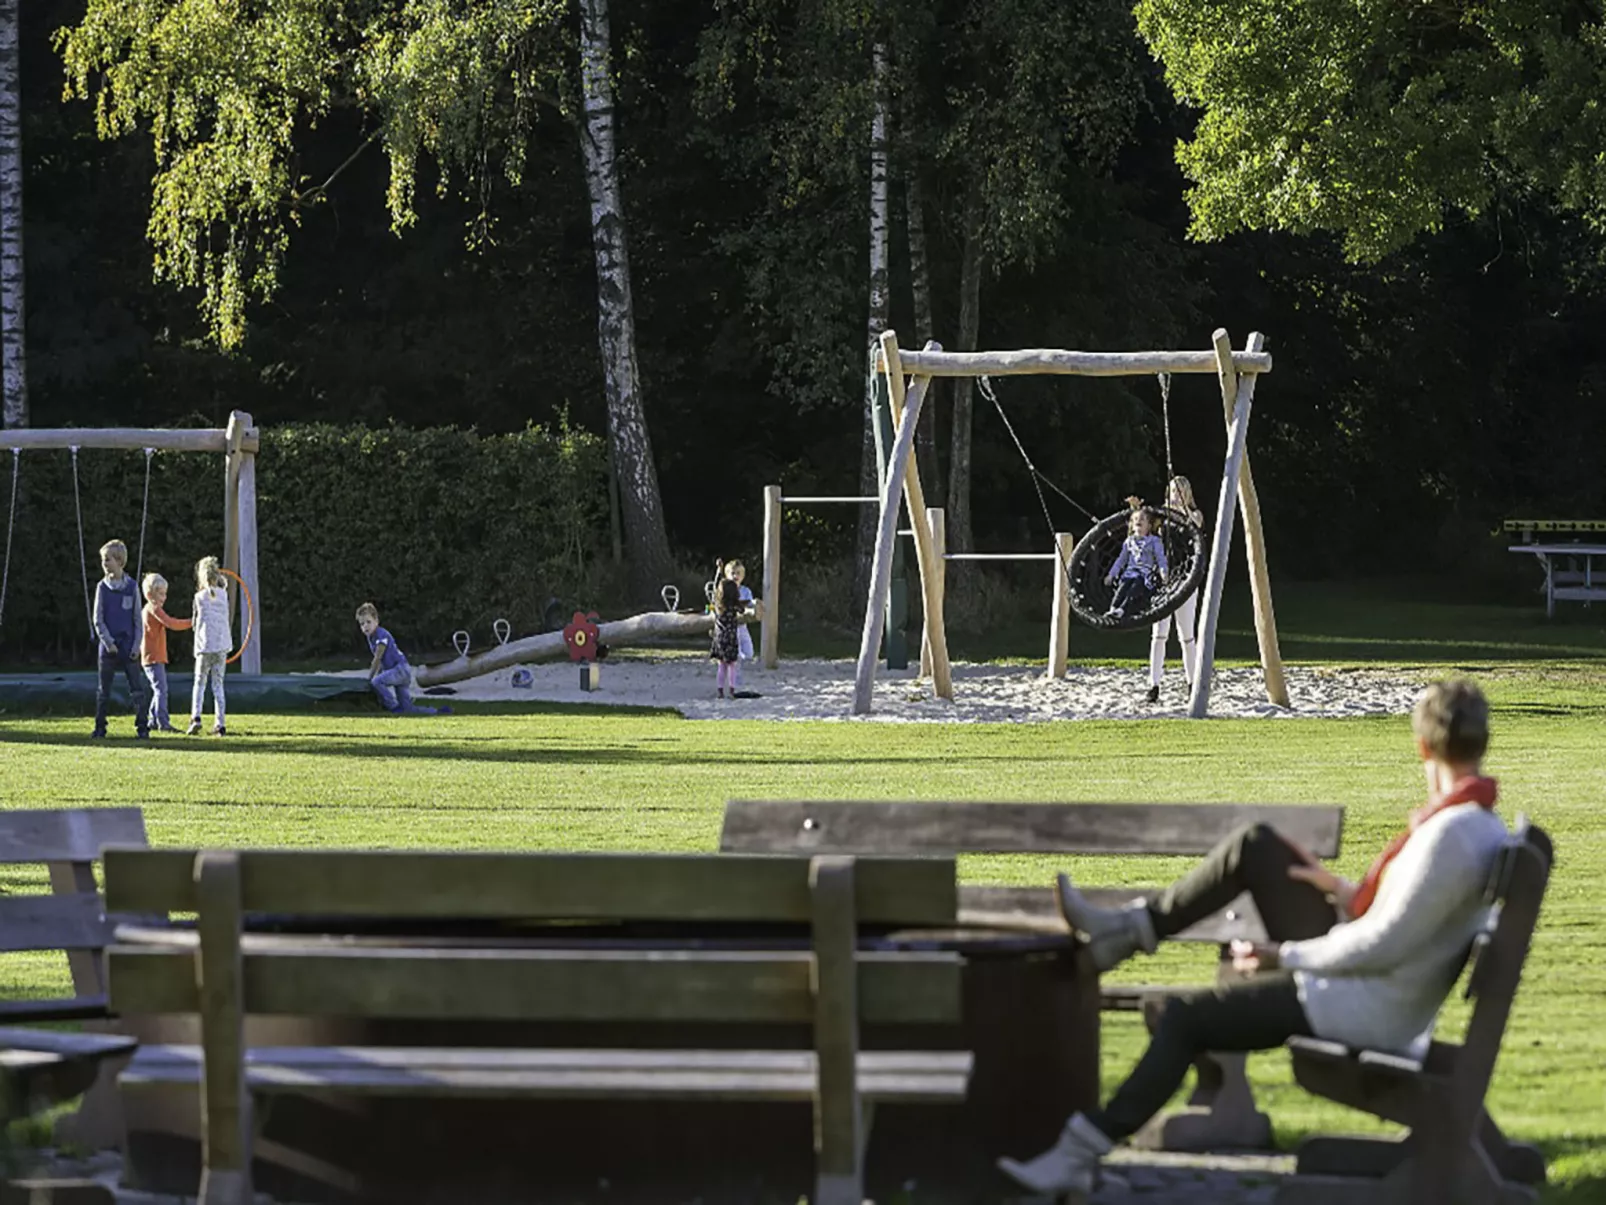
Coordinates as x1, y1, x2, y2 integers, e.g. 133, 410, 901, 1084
1167, 475, 1197, 512
195, 555, 223, 592
141, 573, 167, 600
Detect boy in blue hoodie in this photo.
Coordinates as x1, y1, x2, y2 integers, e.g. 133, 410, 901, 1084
92, 539, 152, 739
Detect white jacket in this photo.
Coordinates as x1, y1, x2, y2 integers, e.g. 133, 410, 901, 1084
192, 586, 234, 656
1279, 803, 1509, 1057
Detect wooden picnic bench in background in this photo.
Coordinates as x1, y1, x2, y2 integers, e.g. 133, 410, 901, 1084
720, 798, 1346, 1152
1503, 519, 1606, 616
102, 848, 971, 1205
1275, 818, 1553, 1205
0, 808, 149, 1205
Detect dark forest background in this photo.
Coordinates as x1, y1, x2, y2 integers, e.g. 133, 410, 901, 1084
13, 0, 1606, 613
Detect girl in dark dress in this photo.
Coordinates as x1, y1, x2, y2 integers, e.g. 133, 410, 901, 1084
709, 560, 744, 698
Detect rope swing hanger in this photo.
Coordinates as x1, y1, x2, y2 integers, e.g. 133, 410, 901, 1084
973, 371, 1205, 632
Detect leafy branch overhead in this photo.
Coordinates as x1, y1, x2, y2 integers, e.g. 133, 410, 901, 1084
57, 0, 573, 349
1136, 0, 1606, 260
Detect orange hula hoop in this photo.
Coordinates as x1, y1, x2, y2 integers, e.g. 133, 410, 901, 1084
219, 567, 256, 666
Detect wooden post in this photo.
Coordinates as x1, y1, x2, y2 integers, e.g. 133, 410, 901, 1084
921, 507, 945, 678
194, 851, 252, 1205
853, 337, 943, 714
222, 413, 245, 668
869, 370, 909, 670
1048, 531, 1072, 679
235, 413, 261, 676
1190, 332, 1264, 719
762, 484, 782, 669
1209, 333, 1286, 707
809, 855, 863, 1205
883, 336, 951, 700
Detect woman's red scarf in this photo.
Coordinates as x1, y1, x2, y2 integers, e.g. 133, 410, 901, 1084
1348, 776, 1499, 918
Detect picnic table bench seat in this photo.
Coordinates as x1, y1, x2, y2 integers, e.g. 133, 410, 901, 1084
102, 847, 971, 1205
719, 798, 1346, 1151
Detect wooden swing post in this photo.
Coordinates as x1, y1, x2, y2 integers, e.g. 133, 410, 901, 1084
1212, 331, 1286, 708
853, 334, 951, 715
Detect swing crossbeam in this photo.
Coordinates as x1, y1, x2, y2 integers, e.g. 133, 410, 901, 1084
0, 427, 260, 454
877, 348, 1272, 378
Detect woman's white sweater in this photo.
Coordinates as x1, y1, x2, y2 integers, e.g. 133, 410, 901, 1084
1278, 803, 1510, 1057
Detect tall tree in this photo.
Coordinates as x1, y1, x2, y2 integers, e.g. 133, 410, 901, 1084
855, 39, 891, 600
1135, 0, 1606, 260
0, 0, 25, 429
905, 169, 939, 496
57, 0, 672, 589
577, 0, 672, 586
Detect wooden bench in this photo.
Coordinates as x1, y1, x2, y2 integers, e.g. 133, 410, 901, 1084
0, 808, 147, 1153
1275, 818, 1552, 1205
102, 847, 972, 1205
719, 798, 1345, 1151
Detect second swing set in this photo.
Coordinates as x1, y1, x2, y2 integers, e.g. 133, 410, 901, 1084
855, 329, 1289, 719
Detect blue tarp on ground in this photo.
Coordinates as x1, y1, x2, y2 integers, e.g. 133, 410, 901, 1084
0, 672, 369, 714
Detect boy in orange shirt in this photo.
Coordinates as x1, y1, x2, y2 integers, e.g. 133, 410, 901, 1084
140, 573, 192, 733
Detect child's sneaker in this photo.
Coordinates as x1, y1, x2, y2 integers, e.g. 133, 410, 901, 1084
213, 726, 227, 737
1145, 685, 1160, 704
89, 729, 107, 740
186, 719, 202, 736
135, 731, 151, 741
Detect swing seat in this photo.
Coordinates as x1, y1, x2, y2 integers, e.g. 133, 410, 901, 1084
1068, 506, 1208, 631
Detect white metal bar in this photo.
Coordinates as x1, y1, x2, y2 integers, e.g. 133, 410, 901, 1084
782, 496, 877, 504
942, 552, 1057, 562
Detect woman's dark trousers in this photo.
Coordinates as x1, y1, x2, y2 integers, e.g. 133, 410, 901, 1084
1087, 822, 1340, 1140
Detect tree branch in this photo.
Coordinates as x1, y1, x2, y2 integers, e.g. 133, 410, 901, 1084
292, 129, 382, 206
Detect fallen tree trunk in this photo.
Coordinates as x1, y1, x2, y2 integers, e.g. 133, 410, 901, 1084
414, 610, 730, 688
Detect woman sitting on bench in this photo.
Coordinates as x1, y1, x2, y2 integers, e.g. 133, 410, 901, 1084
1000, 679, 1510, 1196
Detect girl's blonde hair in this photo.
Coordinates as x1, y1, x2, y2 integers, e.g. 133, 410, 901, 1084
141, 573, 167, 600
724, 560, 745, 581
1167, 475, 1197, 513
195, 555, 223, 592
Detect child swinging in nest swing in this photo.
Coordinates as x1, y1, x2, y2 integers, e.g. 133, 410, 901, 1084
1103, 496, 1167, 621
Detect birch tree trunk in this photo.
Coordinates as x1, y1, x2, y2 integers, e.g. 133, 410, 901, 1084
853, 40, 892, 605
578, 0, 671, 593
0, 0, 26, 429
946, 188, 982, 553
906, 174, 940, 500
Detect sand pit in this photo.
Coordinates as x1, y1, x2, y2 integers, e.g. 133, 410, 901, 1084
397, 656, 1424, 723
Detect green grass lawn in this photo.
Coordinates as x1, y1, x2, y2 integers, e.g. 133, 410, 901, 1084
1, 583, 1604, 1200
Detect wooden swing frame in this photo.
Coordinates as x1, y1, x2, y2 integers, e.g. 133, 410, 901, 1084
855, 330, 1288, 718
0, 410, 263, 675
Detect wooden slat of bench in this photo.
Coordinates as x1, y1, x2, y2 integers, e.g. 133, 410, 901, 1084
720, 801, 1344, 858
0, 894, 115, 953
0, 808, 147, 864
960, 885, 1269, 944
103, 849, 957, 927
0, 995, 110, 1023
124, 1046, 974, 1103
108, 946, 964, 1025
0, 1027, 137, 1060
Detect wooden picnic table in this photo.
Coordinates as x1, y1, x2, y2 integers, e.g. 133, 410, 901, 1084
112, 915, 1097, 1204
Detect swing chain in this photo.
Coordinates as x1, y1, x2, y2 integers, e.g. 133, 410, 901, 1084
70, 446, 96, 647
0, 448, 17, 630
1158, 372, 1175, 488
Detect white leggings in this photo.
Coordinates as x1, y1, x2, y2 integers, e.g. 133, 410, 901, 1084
1149, 591, 1199, 687
192, 651, 227, 727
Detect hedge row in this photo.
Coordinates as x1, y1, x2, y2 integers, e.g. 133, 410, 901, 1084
0, 421, 610, 664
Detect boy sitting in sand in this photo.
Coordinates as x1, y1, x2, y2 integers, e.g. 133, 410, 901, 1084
356, 603, 450, 717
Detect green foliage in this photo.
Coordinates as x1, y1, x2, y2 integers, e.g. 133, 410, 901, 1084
1135, 0, 1606, 260
54, 0, 573, 348
0, 422, 609, 663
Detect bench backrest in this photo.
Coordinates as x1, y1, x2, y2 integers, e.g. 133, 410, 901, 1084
103, 848, 963, 1028
1451, 818, 1551, 1094
0, 807, 148, 1020
719, 800, 1344, 943
719, 800, 1344, 858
